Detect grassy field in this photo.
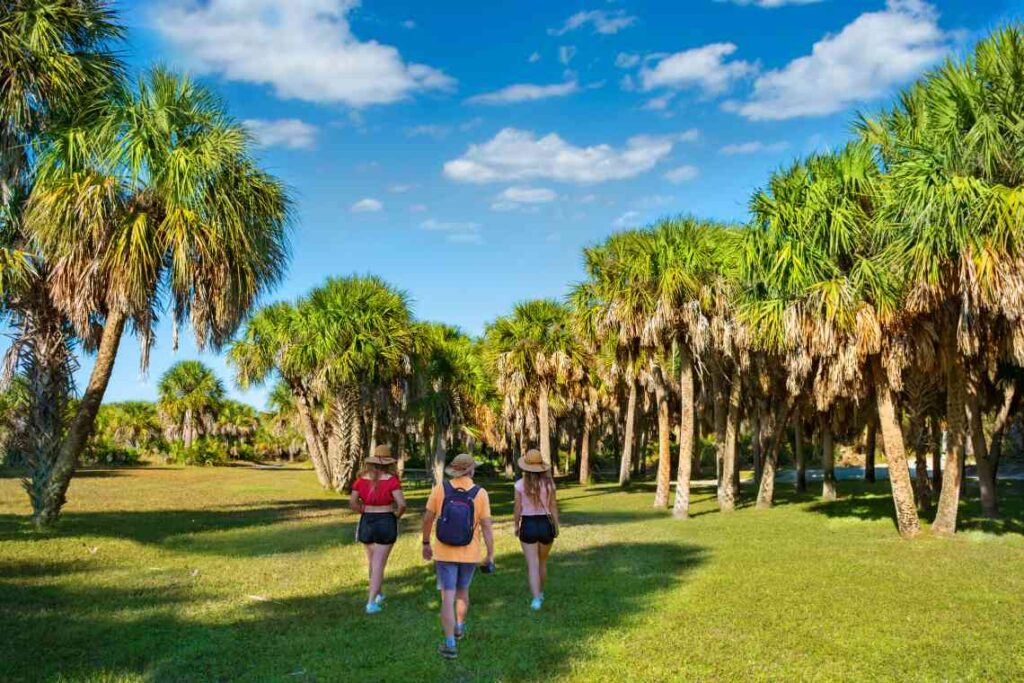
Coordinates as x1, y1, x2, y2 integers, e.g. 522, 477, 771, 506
2, 465, 1023, 682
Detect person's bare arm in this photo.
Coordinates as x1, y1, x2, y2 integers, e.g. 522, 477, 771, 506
480, 517, 495, 565
421, 509, 436, 561
348, 491, 364, 514
548, 486, 560, 527
513, 489, 522, 536
393, 490, 407, 518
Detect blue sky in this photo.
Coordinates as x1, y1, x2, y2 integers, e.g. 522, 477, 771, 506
93, 0, 1017, 408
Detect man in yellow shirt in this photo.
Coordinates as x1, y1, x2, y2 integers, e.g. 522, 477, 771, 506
421, 453, 495, 660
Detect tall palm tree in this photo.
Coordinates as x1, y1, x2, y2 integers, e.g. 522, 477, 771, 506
739, 144, 921, 536
485, 299, 583, 470
22, 69, 291, 526
859, 27, 1024, 533
229, 301, 333, 487
299, 276, 414, 491
157, 360, 225, 448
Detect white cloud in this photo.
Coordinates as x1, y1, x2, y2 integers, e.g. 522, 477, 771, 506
613, 210, 641, 228
351, 198, 383, 213
731, 0, 951, 120
664, 165, 699, 184
420, 218, 482, 243
642, 93, 675, 111
615, 52, 641, 69
491, 186, 558, 211
720, 140, 790, 154
559, 46, 577, 66
243, 118, 318, 150
388, 183, 416, 193
444, 128, 698, 185
550, 9, 637, 35
640, 43, 757, 96
402, 19, 416, 29
719, 0, 823, 6
152, 0, 455, 107
467, 81, 579, 105
409, 203, 428, 212
528, 51, 541, 63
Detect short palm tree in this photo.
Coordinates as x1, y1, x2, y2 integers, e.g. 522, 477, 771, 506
23, 68, 291, 526
157, 361, 225, 448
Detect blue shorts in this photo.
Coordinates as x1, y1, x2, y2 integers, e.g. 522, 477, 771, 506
435, 561, 476, 591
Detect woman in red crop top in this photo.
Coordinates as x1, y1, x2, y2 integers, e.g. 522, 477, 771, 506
349, 445, 406, 614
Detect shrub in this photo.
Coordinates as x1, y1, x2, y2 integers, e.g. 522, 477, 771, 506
167, 439, 229, 466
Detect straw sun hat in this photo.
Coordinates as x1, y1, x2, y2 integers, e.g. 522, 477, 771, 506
518, 448, 551, 473
365, 444, 396, 465
445, 453, 480, 478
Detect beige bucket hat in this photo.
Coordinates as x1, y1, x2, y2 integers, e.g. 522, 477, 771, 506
444, 453, 480, 478
518, 448, 551, 473
365, 444, 396, 465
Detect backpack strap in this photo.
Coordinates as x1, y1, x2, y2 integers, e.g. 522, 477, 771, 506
442, 480, 454, 497
466, 485, 480, 500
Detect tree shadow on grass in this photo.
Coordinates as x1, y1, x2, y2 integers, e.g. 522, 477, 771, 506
0, 541, 707, 682
799, 479, 1024, 536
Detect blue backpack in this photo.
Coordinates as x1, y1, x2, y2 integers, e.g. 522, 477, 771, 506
436, 480, 480, 546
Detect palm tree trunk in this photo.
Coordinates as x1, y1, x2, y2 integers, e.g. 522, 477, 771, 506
367, 409, 379, 457
719, 365, 741, 512
969, 379, 1014, 519
579, 418, 592, 486
183, 409, 194, 449
34, 311, 126, 528
820, 413, 836, 502
538, 386, 552, 469
931, 416, 943, 491
293, 389, 332, 488
713, 380, 726, 492
864, 410, 877, 483
653, 367, 672, 508
672, 347, 695, 519
756, 399, 792, 509
873, 359, 920, 537
751, 404, 763, 490
795, 417, 806, 493
432, 421, 446, 485
331, 385, 362, 492
933, 355, 967, 536
988, 381, 1017, 485
619, 377, 637, 487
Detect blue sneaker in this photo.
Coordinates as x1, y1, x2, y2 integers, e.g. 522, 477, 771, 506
530, 596, 544, 611
374, 593, 385, 606
365, 602, 383, 615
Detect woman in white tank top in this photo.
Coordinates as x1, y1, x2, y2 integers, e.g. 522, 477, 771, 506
513, 449, 561, 611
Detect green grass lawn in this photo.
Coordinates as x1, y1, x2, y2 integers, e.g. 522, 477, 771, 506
2, 466, 1023, 682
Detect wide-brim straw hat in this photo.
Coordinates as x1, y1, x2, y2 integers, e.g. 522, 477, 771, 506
445, 453, 480, 478
365, 444, 396, 465
518, 448, 550, 473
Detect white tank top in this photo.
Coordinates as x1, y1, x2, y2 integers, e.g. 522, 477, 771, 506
515, 478, 553, 516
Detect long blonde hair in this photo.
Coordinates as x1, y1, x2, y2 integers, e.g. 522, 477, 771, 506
522, 469, 554, 508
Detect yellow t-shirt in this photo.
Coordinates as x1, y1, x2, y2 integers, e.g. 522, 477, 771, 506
426, 476, 491, 563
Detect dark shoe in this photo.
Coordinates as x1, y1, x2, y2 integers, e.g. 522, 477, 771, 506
438, 643, 458, 660
455, 625, 466, 641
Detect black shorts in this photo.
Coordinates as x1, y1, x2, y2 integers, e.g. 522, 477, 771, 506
518, 515, 556, 545
357, 512, 398, 545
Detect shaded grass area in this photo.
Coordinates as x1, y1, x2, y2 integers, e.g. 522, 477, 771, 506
1, 466, 1023, 681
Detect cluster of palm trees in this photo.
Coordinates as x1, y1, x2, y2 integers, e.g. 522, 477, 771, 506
0, 2, 291, 526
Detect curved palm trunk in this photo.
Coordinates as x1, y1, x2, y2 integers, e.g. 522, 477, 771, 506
820, 414, 836, 502
756, 399, 792, 509
969, 379, 1015, 519
292, 388, 331, 488
619, 378, 637, 487
432, 421, 447, 485
672, 347, 695, 519
653, 367, 672, 508
34, 311, 126, 528
795, 418, 807, 493
718, 365, 741, 512
538, 386, 552, 468
864, 411, 877, 483
873, 359, 920, 537
933, 356, 967, 536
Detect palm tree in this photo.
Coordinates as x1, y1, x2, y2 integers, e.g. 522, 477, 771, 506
738, 144, 921, 536
859, 27, 1024, 532
299, 276, 414, 491
157, 361, 225, 448
22, 68, 291, 526
485, 299, 583, 472
229, 301, 333, 486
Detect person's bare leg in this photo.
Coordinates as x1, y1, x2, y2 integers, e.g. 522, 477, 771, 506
363, 544, 374, 603
440, 589, 457, 639
369, 544, 392, 602
538, 542, 552, 593
455, 587, 470, 627
521, 541, 542, 599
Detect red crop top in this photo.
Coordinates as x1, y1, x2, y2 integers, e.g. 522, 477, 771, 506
352, 476, 402, 506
